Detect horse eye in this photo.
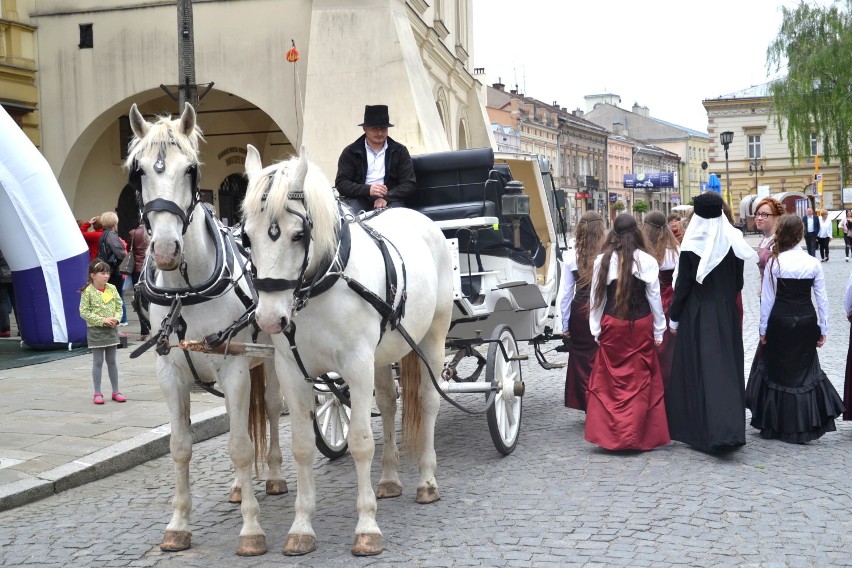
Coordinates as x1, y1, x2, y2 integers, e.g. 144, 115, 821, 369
292, 232, 304, 242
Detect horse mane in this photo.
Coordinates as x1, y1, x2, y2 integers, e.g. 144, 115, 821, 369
123, 114, 204, 170
243, 155, 339, 262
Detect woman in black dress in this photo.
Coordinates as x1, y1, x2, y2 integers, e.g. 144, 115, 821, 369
667, 192, 756, 452
747, 215, 845, 442
560, 211, 605, 410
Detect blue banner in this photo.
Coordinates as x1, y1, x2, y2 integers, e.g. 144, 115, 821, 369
623, 172, 675, 189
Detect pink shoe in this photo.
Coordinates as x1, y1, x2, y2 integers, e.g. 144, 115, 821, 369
93, 393, 105, 405
111, 392, 126, 403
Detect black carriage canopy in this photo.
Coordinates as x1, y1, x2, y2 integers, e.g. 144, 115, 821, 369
408, 147, 545, 268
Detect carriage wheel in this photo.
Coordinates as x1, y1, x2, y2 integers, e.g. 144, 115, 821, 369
485, 324, 523, 455
312, 383, 350, 460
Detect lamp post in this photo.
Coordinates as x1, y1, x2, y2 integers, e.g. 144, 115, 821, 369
749, 157, 764, 194
720, 131, 734, 207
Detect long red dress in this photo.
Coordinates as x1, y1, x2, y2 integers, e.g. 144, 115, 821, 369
656, 250, 678, 389
586, 271, 670, 451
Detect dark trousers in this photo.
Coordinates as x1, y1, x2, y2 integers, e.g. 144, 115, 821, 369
818, 237, 830, 260
0, 283, 12, 333
804, 233, 818, 257
130, 271, 149, 335
844, 235, 852, 258
342, 196, 404, 214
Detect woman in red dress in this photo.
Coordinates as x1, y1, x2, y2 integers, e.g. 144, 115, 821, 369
585, 214, 670, 451
641, 211, 679, 389
560, 211, 605, 410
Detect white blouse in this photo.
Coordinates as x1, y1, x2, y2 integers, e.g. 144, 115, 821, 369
589, 249, 666, 341
844, 269, 852, 317
660, 247, 678, 271
759, 248, 828, 336
559, 249, 577, 333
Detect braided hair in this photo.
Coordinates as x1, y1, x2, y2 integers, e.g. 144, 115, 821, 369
592, 214, 648, 318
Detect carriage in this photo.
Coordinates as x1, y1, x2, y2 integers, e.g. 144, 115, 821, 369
130, 103, 567, 556
310, 146, 567, 457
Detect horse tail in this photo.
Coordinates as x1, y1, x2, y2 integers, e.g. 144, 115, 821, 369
248, 363, 268, 478
400, 351, 424, 457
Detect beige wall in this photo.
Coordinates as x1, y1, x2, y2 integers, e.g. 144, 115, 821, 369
27, 0, 488, 217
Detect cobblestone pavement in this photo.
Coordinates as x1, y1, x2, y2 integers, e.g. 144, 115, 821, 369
0, 259, 850, 567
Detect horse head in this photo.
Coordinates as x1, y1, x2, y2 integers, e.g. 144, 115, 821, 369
242, 144, 339, 334
126, 103, 203, 271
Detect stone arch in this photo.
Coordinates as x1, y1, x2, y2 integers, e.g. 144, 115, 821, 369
457, 105, 470, 150
434, 87, 451, 146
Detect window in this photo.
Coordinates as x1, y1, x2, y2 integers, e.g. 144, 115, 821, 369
810, 133, 818, 156
79, 23, 93, 49
748, 135, 762, 159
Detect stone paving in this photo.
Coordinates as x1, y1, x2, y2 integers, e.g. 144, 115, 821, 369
0, 242, 850, 567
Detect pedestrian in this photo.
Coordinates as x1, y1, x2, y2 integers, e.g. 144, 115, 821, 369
79, 259, 126, 405
802, 206, 820, 257
666, 192, 756, 452
585, 214, 669, 451
816, 209, 831, 262
745, 197, 785, 408
96, 212, 129, 326
641, 211, 679, 388
842, 210, 852, 262
667, 213, 684, 244
334, 104, 416, 213
845, 269, 852, 421
128, 222, 150, 340
560, 211, 605, 410
0, 250, 14, 338
79, 216, 104, 261
747, 215, 844, 442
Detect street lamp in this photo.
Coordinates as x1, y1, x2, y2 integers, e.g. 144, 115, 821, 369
749, 157, 764, 193
720, 131, 734, 207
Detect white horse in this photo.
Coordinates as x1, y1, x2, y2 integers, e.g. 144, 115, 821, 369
127, 104, 287, 556
242, 145, 453, 556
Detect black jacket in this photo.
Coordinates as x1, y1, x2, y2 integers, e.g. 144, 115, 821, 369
334, 135, 416, 205
802, 214, 821, 236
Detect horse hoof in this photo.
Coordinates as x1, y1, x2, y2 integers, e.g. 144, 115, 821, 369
352, 533, 383, 556
376, 481, 402, 499
266, 479, 288, 495
160, 530, 191, 552
237, 534, 267, 556
228, 486, 242, 504
416, 485, 440, 504
282, 534, 316, 556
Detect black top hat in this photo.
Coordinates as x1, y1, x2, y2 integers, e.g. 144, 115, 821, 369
693, 192, 724, 219
359, 105, 394, 128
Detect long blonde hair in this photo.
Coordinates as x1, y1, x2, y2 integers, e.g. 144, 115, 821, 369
641, 211, 679, 264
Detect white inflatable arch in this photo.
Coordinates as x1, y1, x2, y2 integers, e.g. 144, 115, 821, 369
0, 106, 88, 349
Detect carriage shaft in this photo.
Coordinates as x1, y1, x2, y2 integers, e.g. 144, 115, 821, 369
178, 340, 275, 358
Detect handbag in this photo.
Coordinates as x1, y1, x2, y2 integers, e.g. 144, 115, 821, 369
118, 242, 134, 275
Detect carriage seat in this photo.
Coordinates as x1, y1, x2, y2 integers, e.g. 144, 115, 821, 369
409, 147, 497, 221
415, 200, 497, 222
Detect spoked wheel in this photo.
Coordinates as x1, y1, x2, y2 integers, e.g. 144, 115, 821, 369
312, 380, 350, 460
485, 324, 524, 455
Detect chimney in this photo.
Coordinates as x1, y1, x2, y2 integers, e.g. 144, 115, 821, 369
474, 67, 485, 75
572, 108, 584, 117
492, 81, 505, 92
510, 88, 518, 95
632, 103, 649, 117
612, 121, 624, 135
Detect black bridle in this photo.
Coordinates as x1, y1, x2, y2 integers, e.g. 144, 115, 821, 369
129, 141, 201, 236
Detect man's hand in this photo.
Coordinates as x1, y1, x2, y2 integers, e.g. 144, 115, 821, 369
369, 183, 388, 198
374, 198, 388, 209
817, 335, 826, 348
759, 335, 766, 345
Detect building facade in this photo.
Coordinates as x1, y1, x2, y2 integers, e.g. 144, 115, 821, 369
606, 135, 633, 222
0, 0, 38, 145
16, 0, 490, 223
582, 98, 709, 210
703, 83, 841, 216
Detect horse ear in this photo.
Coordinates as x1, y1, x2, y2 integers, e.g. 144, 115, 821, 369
245, 145, 263, 177
179, 103, 196, 136
292, 147, 309, 189
129, 104, 150, 138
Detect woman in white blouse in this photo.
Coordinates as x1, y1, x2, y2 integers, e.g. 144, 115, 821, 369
747, 214, 845, 443
584, 214, 669, 451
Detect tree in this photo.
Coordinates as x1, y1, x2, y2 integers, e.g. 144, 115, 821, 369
768, 1, 852, 179
612, 200, 626, 213
632, 199, 649, 214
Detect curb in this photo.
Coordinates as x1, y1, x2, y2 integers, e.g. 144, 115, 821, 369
0, 406, 229, 512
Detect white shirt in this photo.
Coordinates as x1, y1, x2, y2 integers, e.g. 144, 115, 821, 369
759, 248, 828, 336
589, 249, 666, 341
806, 216, 815, 233
364, 140, 388, 185
844, 270, 852, 316
559, 249, 577, 333
660, 247, 678, 271
817, 218, 831, 238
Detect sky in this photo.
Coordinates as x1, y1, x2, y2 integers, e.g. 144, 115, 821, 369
471, 0, 803, 133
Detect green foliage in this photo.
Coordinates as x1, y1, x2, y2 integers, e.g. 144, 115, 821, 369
612, 200, 626, 212
632, 199, 649, 214
768, 0, 852, 179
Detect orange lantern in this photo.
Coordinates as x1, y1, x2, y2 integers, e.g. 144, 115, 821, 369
286, 41, 299, 63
